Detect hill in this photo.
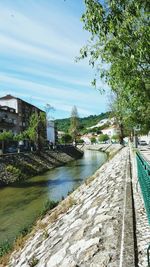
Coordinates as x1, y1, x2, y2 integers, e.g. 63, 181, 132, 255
55, 112, 110, 133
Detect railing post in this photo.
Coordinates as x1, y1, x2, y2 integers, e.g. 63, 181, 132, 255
147, 244, 150, 267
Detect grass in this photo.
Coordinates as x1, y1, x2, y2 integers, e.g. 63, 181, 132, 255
28, 256, 39, 267
0, 241, 12, 258
40, 200, 59, 218
6, 165, 22, 180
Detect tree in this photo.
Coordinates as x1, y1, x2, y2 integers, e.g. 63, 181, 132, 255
69, 106, 79, 144
90, 137, 96, 144
80, 0, 150, 132
0, 131, 14, 153
99, 134, 109, 143
61, 134, 72, 144
26, 112, 46, 150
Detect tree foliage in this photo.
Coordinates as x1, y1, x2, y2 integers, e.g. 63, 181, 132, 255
80, 0, 150, 132
55, 112, 110, 133
99, 134, 109, 142
69, 106, 80, 141
25, 112, 46, 149
0, 131, 13, 141
61, 134, 72, 144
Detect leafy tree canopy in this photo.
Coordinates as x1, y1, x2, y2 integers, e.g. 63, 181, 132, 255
80, 0, 150, 132
99, 134, 109, 142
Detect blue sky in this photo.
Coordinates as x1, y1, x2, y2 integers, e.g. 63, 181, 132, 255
0, 0, 110, 119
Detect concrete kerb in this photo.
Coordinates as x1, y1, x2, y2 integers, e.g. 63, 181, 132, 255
119, 148, 136, 267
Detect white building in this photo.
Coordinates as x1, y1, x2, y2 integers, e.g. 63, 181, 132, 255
47, 121, 56, 144
101, 126, 120, 138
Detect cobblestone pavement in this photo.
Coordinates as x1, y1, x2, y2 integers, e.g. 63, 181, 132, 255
9, 147, 129, 267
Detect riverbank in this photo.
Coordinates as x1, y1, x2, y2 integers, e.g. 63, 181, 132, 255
6, 145, 136, 267
0, 147, 83, 185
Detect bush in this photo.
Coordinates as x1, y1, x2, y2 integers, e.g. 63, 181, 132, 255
6, 165, 21, 179
99, 134, 109, 142
90, 137, 96, 144
61, 134, 72, 144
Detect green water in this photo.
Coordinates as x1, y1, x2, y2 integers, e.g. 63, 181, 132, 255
0, 150, 106, 245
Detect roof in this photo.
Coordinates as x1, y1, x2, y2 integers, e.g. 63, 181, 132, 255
0, 94, 45, 113
0, 94, 16, 100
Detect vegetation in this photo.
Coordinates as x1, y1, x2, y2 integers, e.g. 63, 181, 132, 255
6, 165, 22, 180
90, 137, 96, 144
0, 241, 12, 258
99, 134, 109, 142
55, 112, 110, 133
25, 112, 46, 150
0, 131, 14, 153
111, 134, 120, 142
80, 0, 149, 137
40, 200, 58, 218
69, 106, 80, 143
28, 256, 39, 267
61, 134, 72, 144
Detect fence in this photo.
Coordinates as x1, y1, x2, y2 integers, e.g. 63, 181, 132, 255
136, 152, 150, 224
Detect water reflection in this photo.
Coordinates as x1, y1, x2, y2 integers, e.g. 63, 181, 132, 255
0, 150, 106, 245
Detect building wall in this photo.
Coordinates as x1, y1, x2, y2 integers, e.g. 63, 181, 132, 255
0, 109, 18, 134
47, 121, 55, 144
0, 96, 47, 139
0, 99, 18, 112
101, 127, 120, 137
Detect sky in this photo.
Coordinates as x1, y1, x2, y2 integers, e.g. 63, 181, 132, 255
0, 0, 110, 119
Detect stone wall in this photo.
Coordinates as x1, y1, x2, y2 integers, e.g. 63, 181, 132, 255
9, 147, 136, 267
0, 147, 83, 185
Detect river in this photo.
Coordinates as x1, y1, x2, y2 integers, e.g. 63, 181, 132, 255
0, 149, 107, 246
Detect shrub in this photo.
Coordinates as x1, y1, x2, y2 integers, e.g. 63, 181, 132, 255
6, 165, 21, 179
99, 134, 109, 142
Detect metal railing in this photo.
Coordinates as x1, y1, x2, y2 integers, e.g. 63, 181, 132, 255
136, 152, 150, 266
136, 152, 150, 223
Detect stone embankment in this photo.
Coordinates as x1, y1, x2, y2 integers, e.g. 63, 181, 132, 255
0, 147, 83, 185
9, 146, 135, 267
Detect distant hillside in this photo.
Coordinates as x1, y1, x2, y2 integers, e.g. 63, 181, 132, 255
55, 112, 110, 133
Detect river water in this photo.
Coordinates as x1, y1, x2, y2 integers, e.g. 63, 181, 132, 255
0, 150, 107, 246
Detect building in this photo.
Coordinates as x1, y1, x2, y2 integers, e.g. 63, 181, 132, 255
47, 121, 57, 145
0, 94, 46, 138
0, 105, 18, 134
101, 126, 120, 137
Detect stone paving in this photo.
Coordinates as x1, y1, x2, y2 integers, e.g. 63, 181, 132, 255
9, 147, 129, 267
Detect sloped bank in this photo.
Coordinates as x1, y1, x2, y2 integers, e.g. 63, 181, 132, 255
0, 147, 83, 186
8, 146, 135, 267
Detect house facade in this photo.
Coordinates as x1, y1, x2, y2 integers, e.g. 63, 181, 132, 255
0, 105, 18, 134
0, 95, 46, 138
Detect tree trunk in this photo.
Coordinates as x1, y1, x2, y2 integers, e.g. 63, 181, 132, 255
119, 123, 124, 145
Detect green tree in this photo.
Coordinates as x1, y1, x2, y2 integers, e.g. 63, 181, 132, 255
111, 134, 119, 142
90, 137, 96, 144
26, 112, 46, 150
61, 134, 72, 144
80, 0, 150, 132
99, 134, 109, 143
0, 131, 14, 153
69, 106, 79, 144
